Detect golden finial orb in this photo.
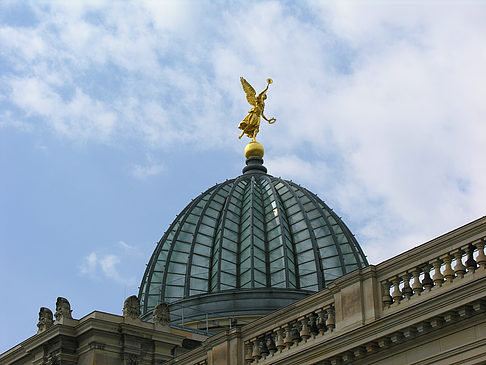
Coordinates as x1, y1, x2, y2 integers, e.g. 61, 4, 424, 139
244, 141, 264, 159
266, 78, 273, 84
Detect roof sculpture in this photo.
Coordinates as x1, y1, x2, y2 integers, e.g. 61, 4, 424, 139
238, 77, 276, 142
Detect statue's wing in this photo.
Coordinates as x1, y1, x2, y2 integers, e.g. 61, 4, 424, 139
241, 77, 256, 106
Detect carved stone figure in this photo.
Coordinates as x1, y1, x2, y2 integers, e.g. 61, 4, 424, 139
153, 302, 170, 326
37, 307, 54, 333
238, 77, 276, 142
54, 297, 72, 321
123, 295, 141, 319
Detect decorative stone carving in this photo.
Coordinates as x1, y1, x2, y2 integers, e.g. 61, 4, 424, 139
54, 297, 72, 321
153, 302, 170, 326
128, 354, 138, 365
41, 353, 59, 365
37, 307, 54, 333
123, 295, 141, 319
47, 353, 59, 365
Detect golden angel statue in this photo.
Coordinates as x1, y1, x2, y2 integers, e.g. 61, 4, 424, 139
238, 77, 276, 141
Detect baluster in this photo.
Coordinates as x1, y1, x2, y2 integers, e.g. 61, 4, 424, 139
432, 260, 444, 287
411, 268, 423, 295
317, 309, 328, 335
382, 281, 392, 308
476, 241, 486, 269
266, 333, 277, 356
391, 276, 402, 304
309, 312, 319, 337
299, 316, 310, 342
260, 336, 269, 358
422, 264, 434, 291
275, 327, 285, 352
251, 338, 261, 361
245, 342, 253, 364
442, 254, 455, 284
453, 250, 466, 278
465, 244, 477, 273
401, 273, 412, 299
291, 321, 301, 346
326, 306, 335, 331
284, 324, 293, 349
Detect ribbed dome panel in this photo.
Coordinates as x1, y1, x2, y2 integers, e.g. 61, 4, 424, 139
139, 172, 368, 318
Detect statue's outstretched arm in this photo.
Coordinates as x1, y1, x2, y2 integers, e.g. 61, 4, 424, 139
262, 113, 276, 124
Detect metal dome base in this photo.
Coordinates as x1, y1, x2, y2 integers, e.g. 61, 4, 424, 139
141, 287, 314, 330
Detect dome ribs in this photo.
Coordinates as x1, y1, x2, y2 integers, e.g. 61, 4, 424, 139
239, 177, 258, 288
325, 204, 368, 269
184, 182, 230, 297
326, 200, 368, 268
304, 189, 347, 279
255, 179, 272, 288
307, 189, 368, 271
236, 180, 251, 288
248, 176, 268, 288
249, 177, 256, 288
160, 190, 213, 303
283, 180, 325, 291
140, 203, 192, 313
265, 176, 297, 289
211, 178, 242, 292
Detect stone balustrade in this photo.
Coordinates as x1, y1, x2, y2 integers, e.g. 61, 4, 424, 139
380, 238, 486, 309
243, 302, 335, 364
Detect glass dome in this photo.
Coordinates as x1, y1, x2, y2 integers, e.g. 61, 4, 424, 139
138, 157, 368, 323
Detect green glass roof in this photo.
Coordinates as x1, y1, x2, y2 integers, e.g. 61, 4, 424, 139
139, 169, 368, 318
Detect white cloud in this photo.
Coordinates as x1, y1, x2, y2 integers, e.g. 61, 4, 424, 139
131, 161, 164, 180
0, 116, 33, 132
7, 77, 116, 141
2, 1, 486, 264
266, 155, 333, 188
118, 241, 145, 258
99, 254, 121, 281
118, 240, 135, 251
79, 252, 97, 275
79, 250, 136, 285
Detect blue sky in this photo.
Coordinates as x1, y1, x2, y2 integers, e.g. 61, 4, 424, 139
1, 0, 486, 352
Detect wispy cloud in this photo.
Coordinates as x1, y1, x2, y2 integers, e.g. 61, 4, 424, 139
0, 118, 33, 132
99, 254, 121, 281
118, 240, 135, 251
79, 250, 136, 286
2, 1, 485, 264
131, 161, 164, 180
0, 110, 34, 132
7, 77, 116, 142
118, 241, 144, 258
79, 252, 97, 275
